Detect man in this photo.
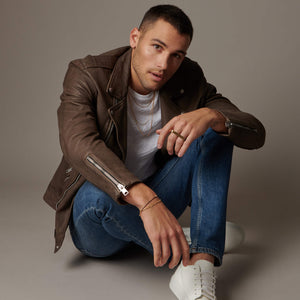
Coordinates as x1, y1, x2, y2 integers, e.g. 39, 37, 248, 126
44, 5, 265, 300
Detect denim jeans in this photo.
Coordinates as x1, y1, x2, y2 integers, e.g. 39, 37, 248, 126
69, 128, 233, 266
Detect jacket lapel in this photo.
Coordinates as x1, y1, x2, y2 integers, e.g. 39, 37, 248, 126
106, 47, 132, 160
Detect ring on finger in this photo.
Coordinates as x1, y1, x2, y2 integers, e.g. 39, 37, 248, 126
170, 129, 186, 141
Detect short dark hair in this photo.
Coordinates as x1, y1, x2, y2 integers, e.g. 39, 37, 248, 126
139, 5, 193, 42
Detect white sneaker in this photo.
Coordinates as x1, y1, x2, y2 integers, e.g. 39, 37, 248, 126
182, 221, 245, 253
169, 260, 217, 300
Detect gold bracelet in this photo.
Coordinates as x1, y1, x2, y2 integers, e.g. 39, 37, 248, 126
140, 199, 162, 216
139, 195, 158, 212
139, 196, 161, 216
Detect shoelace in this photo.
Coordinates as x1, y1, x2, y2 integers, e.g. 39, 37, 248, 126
193, 266, 217, 300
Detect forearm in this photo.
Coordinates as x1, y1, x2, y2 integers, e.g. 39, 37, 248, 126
206, 99, 266, 149
207, 108, 228, 133
203, 81, 265, 149
121, 182, 157, 210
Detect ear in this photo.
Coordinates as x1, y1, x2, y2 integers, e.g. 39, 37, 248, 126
129, 27, 140, 49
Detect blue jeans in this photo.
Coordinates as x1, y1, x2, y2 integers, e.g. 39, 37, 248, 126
69, 128, 233, 266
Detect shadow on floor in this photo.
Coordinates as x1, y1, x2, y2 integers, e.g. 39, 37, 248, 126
67, 243, 152, 269
217, 242, 269, 300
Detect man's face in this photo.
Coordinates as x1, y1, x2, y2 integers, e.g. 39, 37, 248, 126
130, 19, 191, 95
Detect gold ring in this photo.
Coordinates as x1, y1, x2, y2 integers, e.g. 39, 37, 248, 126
171, 129, 186, 141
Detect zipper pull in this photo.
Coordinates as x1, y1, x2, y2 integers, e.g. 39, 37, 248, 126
117, 184, 129, 196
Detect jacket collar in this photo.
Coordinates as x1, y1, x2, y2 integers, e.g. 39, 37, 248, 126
106, 46, 189, 125
106, 47, 132, 101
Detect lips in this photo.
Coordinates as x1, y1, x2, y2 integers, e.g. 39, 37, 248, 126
150, 71, 163, 82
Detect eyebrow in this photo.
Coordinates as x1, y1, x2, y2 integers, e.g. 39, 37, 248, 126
151, 38, 187, 55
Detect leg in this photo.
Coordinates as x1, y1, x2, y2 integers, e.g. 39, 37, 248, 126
189, 128, 233, 266
146, 128, 233, 266
70, 128, 233, 265
69, 138, 201, 258
169, 129, 233, 300
69, 181, 153, 257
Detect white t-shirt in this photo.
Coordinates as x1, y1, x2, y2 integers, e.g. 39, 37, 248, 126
125, 87, 162, 180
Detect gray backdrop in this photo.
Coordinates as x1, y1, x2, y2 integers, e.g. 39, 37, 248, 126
1, 1, 300, 299
1, 0, 299, 239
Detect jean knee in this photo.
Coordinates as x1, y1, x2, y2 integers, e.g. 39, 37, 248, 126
200, 128, 233, 156
73, 181, 113, 221
70, 208, 129, 258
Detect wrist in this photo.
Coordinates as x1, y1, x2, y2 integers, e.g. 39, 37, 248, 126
122, 182, 157, 210
139, 196, 162, 216
210, 109, 227, 133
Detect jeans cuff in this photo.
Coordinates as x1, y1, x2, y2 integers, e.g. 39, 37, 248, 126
190, 246, 223, 266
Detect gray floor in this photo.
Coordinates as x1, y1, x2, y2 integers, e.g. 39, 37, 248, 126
1, 182, 299, 300
1, 1, 299, 299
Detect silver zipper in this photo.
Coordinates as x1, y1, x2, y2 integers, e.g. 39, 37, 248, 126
86, 155, 129, 196
56, 173, 81, 210
225, 121, 258, 133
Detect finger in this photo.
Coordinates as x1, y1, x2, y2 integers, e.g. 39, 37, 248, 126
179, 232, 190, 267
157, 126, 171, 149
171, 126, 190, 156
177, 127, 197, 157
160, 237, 171, 267
152, 239, 162, 267
166, 130, 179, 155
157, 119, 177, 149
166, 125, 186, 155
174, 132, 187, 155
168, 234, 182, 269
177, 136, 193, 157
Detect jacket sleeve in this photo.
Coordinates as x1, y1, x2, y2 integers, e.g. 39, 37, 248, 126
203, 81, 266, 149
57, 61, 140, 203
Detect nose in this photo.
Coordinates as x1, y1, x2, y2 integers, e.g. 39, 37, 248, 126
156, 53, 169, 70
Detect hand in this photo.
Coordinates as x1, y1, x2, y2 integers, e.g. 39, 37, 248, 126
122, 183, 190, 269
140, 201, 190, 269
157, 108, 227, 157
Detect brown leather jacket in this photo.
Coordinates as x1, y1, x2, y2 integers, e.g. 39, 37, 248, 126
43, 46, 265, 252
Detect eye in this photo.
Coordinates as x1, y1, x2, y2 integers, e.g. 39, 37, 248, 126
173, 53, 182, 60
153, 44, 162, 50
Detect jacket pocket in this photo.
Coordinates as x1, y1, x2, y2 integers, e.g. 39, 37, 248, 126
43, 157, 82, 210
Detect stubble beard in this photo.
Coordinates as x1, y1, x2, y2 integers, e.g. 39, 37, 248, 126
131, 51, 163, 94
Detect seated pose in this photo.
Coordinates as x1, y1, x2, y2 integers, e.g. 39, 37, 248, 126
44, 5, 265, 300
